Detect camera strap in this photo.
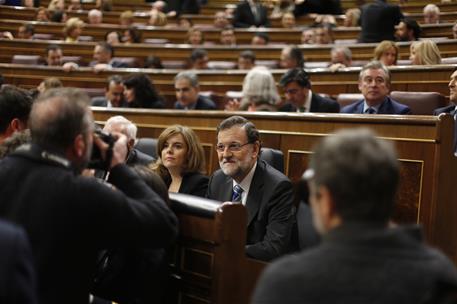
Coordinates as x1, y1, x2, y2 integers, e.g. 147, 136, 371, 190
13, 144, 72, 169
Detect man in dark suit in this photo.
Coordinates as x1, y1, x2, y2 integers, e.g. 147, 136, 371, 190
103, 115, 155, 166
207, 116, 295, 262
253, 128, 457, 304
0, 88, 178, 304
359, 0, 403, 43
174, 71, 216, 110
278, 68, 340, 113
434, 69, 457, 116
0, 220, 37, 304
232, 0, 270, 28
91, 75, 127, 108
294, 0, 342, 16
341, 61, 411, 114
0, 85, 32, 145
90, 42, 129, 71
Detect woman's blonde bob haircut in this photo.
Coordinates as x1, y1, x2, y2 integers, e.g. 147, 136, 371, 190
373, 40, 399, 65
410, 40, 442, 65
151, 125, 206, 183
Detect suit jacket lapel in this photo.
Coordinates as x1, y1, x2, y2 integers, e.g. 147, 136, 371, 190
356, 101, 365, 114
222, 176, 233, 202
245, 161, 264, 226
309, 93, 318, 112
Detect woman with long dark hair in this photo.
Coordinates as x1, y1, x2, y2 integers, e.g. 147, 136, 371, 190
123, 74, 164, 108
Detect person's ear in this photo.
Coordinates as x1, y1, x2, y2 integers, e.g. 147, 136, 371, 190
252, 140, 261, 159
127, 138, 135, 150
72, 134, 86, 159
10, 118, 25, 132
318, 186, 342, 230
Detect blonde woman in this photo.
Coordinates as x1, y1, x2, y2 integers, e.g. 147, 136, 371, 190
373, 40, 398, 66
63, 17, 84, 42
150, 125, 208, 197
410, 40, 441, 65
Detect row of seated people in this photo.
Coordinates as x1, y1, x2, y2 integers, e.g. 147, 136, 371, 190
1, 81, 457, 303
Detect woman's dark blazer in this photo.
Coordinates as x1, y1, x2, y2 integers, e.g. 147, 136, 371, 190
179, 172, 209, 198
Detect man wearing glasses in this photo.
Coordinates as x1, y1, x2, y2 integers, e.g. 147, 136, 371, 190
278, 68, 340, 113
207, 116, 296, 262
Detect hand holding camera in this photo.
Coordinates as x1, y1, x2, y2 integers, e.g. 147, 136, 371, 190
90, 130, 128, 171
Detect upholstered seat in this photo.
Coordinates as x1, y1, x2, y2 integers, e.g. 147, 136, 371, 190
390, 91, 447, 115
134, 138, 158, 159
260, 147, 284, 173
336, 93, 363, 108
12, 55, 41, 65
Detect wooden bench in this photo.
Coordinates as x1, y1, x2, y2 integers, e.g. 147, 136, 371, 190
0, 63, 453, 98
168, 192, 266, 304
91, 109, 457, 265
0, 18, 454, 44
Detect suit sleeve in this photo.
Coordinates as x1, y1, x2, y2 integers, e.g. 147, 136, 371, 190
232, 4, 250, 28
186, 174, 209, 198
7, 227, 38, 304
245, 179, 295, 261
82, 164, 178, 250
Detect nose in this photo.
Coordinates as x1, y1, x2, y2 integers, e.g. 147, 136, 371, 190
449, 79, 456, 88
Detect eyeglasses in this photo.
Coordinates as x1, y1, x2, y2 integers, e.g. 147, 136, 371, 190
216, 142, 252, 152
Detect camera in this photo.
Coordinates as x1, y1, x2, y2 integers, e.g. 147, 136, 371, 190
88, 129, 116, 171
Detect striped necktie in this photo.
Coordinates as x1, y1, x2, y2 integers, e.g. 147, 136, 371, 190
232, 184, 243, 203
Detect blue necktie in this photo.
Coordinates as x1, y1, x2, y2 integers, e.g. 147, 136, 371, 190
232, 184, 243, 203
365, 108, 376, 114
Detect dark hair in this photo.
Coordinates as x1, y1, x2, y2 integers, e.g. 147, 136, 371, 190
96, 41, 114, 57
29, 88, 92, 150
239, 50, 256, 63
132, 165, 170, 205
216, 115, 260, 144
309, 128, 399, 223
21, 24, 35, 35
0, 85, 33, 134
286, 46, 305, 68
403, 17, 422, 40
279, 68, 311, 88
253, 32, 269, 43
46, 44, 62, 55
144, 56, 163, 69
106, 75, 123, 89
189, 48, 208, 63
50, 9, 65, 22
123, 73, 163, 108
125, 27, 142, 43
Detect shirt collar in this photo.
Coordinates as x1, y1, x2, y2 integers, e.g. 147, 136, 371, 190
301, 89, 313, 112
363, 97, 385, 113
232, 161, 257, 205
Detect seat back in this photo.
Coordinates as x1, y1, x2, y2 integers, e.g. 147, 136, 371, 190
260, 147, 284, 173
336, 93, 363, 108
12, 55, 41, 65
208, 61, 237, 70
112, 57, 138, 68
134, 137, 158, 159
390, 91, 447, 115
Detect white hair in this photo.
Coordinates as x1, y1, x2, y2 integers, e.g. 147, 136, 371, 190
103, 115, 137, 140
241, 66, 280, 109
88, 9, 102, 17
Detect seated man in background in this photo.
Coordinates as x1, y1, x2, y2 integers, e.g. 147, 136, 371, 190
90, 42, 129, 70
280, 45, 305, 69
395, 18, 421, 41
341, 61, 411, 114
214, 11, 230, 29
17, 24, 34, 39
238, 50, 256, 70
328, 46, 352, 71
0, 85, 32, 144
88, 9, 103, 24
278, 68, 340, 113
174, 71, 216, 110
91, 75, 127, 108
251, 32, 269, 45
253, 128, 457, 304
44, 44, 79, 71
103, 115, 155, 165
219, 26, 237, 45
423, 4, 440, 24
232, 0, 270, 28
207, 116, 296, 261
188, 48, 209, 69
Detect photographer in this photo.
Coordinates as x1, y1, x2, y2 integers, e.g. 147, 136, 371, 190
0, 88, 178, 304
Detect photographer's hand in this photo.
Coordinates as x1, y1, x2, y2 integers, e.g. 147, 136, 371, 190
93, 132, 128, 168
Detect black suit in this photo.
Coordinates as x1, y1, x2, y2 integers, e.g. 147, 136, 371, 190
434, 104, 456, 116
127, 148, 155, 166
294, 0, 342, 16
179, 172, 209, 198
232, 1, 270, 28
91, 97, 128, 108
278, 93, 340, 113
0, 144, 178, 304
174, 95, 216, 110
0, 220, 37, 304
359, 0, 403, 43
207, 160, 295, 261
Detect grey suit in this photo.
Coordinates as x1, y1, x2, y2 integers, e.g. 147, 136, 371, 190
207, 160, 295, 261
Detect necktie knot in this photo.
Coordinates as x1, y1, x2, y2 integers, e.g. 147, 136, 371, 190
365, 107, 376, 114
232, 184, 243, 203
